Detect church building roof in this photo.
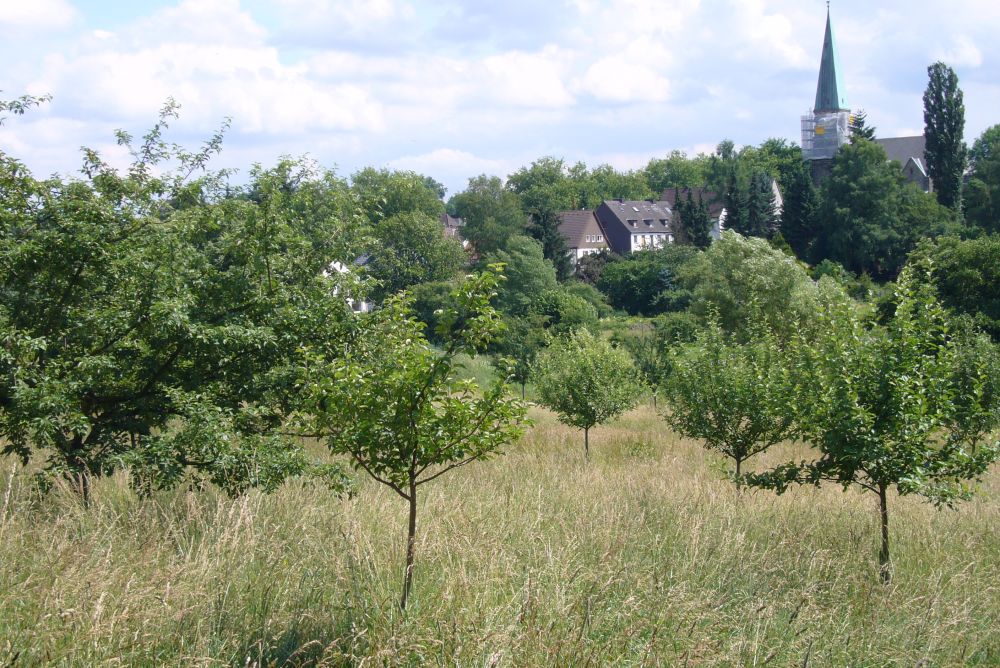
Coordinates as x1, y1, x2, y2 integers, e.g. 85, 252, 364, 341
814, 8, 849, 113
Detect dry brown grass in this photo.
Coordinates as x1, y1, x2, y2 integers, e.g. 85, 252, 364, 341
1, 404, 998, 666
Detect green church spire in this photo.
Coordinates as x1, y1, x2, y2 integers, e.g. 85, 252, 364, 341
814, 6, 849, 113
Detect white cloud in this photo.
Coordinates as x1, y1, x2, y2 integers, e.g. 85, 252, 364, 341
480, 47, 576, 109
0, 0, 77, 33
388, 148, 515, 187
272, 0, 416, 40
30, 1, 385, 135
935, 35, 983, 68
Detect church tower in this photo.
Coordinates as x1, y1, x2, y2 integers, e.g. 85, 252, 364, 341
802, 6, 851, 183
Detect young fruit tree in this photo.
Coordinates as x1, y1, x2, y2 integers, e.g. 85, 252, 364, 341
299, 266, 528, 610
746, 263, 1000, 583
533, 329, 643, 457
661, 315, 795, 478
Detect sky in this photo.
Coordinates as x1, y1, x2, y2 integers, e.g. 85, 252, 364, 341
1, 0, 998, 197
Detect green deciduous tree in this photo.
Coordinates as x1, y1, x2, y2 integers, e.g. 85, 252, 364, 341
812, 140, 958, 278
964, 124, 1000, 234
923, 62, 967, 212
448, 174, 527, 254
366, 211, 466, 302
909, 235, 1000, 340
533, 329, 643, 457
746, 264, 1000, 582
596, 246, 697, 316
677, 232, 818, 341
300, 267, 528, 610
643, 150, 709, 194
484, 235, 558, 315
662, 317, 795, 478
351, 167, 445, 225
0, 108, 359, 501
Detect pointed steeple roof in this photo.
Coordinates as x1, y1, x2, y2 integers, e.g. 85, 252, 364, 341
814, 6, 849, 113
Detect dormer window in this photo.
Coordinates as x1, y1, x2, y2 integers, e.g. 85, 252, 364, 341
627, 219, 637, 226
643, 219, 653, 226
660, 219, 668, 226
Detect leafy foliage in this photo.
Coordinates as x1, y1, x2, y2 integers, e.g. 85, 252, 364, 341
448, 174, 527, 254
923, 62, 967, 212
909, 235, 1000, 340
0, 108, 357, 499
677, 233, 818, 341
533, 329, 643, 455
366, 211, 466, 302
300, 266, 529, 609
484, 235, 558, 315
746, 263, 1000, 580
351, 167, 445, 225
663, 317, 795, 477
964, 125, 1000, 234
0, 92, 51, 125
811, 140, 958, 278
596, 246, 697, 316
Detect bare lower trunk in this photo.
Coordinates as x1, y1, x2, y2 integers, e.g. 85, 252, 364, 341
735, 457, 742, 478
400, 484, 418, 610
76, 471, 91, 507
878, 482, 891, 584
521, 383, 526, 400
68, 434, 91, 507
584, 427, 590, 460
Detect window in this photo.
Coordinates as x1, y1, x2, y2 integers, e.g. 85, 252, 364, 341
597, 234, 603, 241
644, 219, 653, 226
660, 219, 668, 226
585, 234, 592, 242
627, 219, 637, 226
668, 234, 675, 243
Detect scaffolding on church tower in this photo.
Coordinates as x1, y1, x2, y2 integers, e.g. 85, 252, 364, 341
802, 111, 850, 161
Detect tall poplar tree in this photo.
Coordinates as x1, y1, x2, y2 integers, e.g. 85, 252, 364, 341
923, 62, 967, 212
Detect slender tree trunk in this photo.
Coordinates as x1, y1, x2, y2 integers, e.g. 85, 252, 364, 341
521, 383, 526, 400
878, 482, 891, 584
76, 471, 91, 507
652, 391, 657, 410
584, 427, 590, 460
735, 457, 742, 478
68, 434, 91, 507
400, 482, 418, 610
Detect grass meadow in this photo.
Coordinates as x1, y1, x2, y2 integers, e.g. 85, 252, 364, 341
1, 404, 999, 666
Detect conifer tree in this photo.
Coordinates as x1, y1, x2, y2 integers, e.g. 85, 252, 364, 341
781, 162, 819, 260
850, 109, 877, 143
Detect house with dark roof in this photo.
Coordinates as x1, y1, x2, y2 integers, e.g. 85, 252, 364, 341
556, 209, 609, 265
440, 213, 465, 239
876, 136, 931, 192
595, 199, 675, 255
439, 213, 471, 249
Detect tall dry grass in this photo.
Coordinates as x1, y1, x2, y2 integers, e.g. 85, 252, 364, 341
1, 405, 998, 666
